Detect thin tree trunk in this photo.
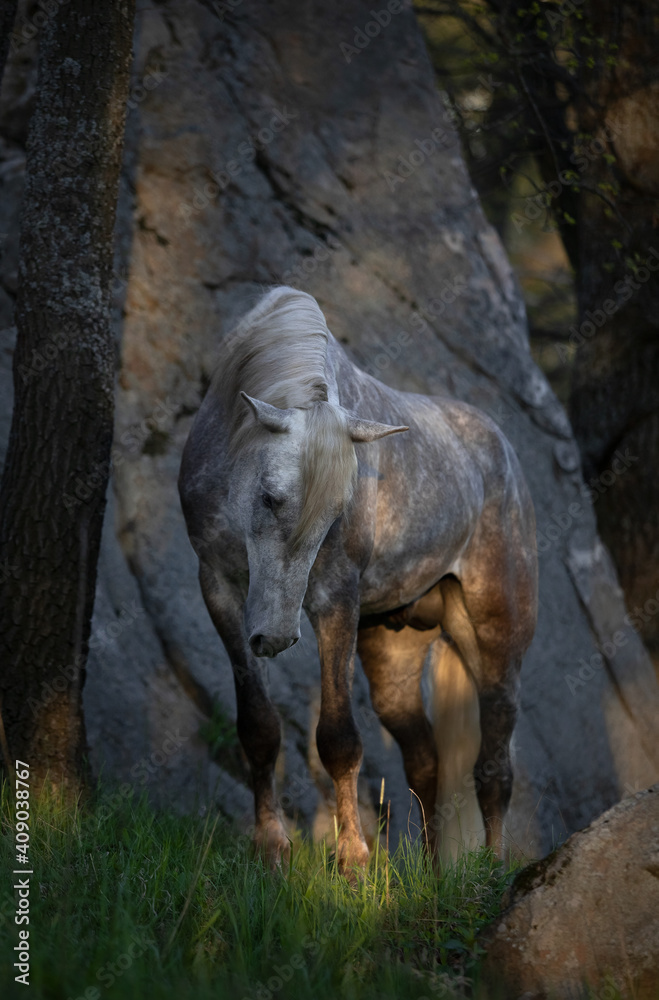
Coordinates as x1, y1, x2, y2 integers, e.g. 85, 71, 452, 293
570, 0, 659, 656
0, 0, 135, 791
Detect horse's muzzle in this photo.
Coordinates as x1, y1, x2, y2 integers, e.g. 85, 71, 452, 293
249, 633, 299, 658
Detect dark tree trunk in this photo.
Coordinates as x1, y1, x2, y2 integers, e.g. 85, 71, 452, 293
0, 0, 18, 84
0, 0, 135, 790
570, 0, 659, 656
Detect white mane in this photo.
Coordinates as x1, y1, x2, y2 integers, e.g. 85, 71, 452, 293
214, 287, 330, 434
213, 286, 357, 547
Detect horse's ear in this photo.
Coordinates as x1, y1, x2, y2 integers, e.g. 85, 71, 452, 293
240, 392, 293, 433
346, 414, 409, 443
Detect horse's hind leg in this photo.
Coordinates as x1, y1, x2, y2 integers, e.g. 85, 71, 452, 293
438, 575, 528, 860
357, 623, 439, 844
199, 562, 289, 866
472, 674, 519, 854
428, 635, 484, 863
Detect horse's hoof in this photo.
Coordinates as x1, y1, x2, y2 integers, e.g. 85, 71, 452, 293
337, 837, 370, 878
253, 824, 291, 871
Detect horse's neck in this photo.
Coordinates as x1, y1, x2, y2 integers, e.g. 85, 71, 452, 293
325, 332, 392, 420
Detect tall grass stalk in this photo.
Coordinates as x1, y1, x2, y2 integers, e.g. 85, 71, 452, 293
0, 780, 516, 1000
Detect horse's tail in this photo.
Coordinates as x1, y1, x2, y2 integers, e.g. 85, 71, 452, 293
429, 577, 485, 864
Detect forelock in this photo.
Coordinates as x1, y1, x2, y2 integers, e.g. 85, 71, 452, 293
290, 402, 357, 550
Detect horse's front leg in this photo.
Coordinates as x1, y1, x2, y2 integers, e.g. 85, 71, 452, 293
199, 562, 289, 867
308, 594, 369, 873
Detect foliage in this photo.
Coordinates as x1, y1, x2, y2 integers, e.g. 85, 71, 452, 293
415, 0, 619, 398
0, 781, 517, 999
415, 0, 619, 247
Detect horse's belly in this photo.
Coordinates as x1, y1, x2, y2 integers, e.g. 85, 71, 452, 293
358, 545, 462, 616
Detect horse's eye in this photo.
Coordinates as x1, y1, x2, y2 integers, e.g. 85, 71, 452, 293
262, 492, 274, 510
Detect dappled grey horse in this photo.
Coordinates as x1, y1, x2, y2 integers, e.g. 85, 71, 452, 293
179, 287, 538, 870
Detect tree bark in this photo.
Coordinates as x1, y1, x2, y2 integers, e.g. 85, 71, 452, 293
0, 0, 18, 85
570, 0, 659, 656
0, 0, 135, 790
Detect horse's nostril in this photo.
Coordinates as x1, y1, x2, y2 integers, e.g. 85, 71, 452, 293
249, 634, 267, 657
250, 634, 298, 657
289, 635, 299, 648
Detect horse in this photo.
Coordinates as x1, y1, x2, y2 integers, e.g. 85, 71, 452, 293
178, 286, 538, 870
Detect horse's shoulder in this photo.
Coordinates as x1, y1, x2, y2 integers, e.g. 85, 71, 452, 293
426, 396, 502, 442
427, 396, 522, 480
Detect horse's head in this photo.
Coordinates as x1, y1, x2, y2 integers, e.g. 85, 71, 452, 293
234, 392, 407, 657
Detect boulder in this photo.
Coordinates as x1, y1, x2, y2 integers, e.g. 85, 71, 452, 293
481, 785, 659, 999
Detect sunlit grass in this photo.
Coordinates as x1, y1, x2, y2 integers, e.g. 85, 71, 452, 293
0, 780, 516, 999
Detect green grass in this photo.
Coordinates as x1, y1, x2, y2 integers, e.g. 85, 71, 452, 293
0, 782, 516, 1000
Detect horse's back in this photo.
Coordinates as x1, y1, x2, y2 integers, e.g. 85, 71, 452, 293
329, 336, 536, 621
329, 333, 526, 490
331, 334, 531, 527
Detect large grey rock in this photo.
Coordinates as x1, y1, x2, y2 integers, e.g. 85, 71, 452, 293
481, 785, 659, 999
0, 0, 657, 852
